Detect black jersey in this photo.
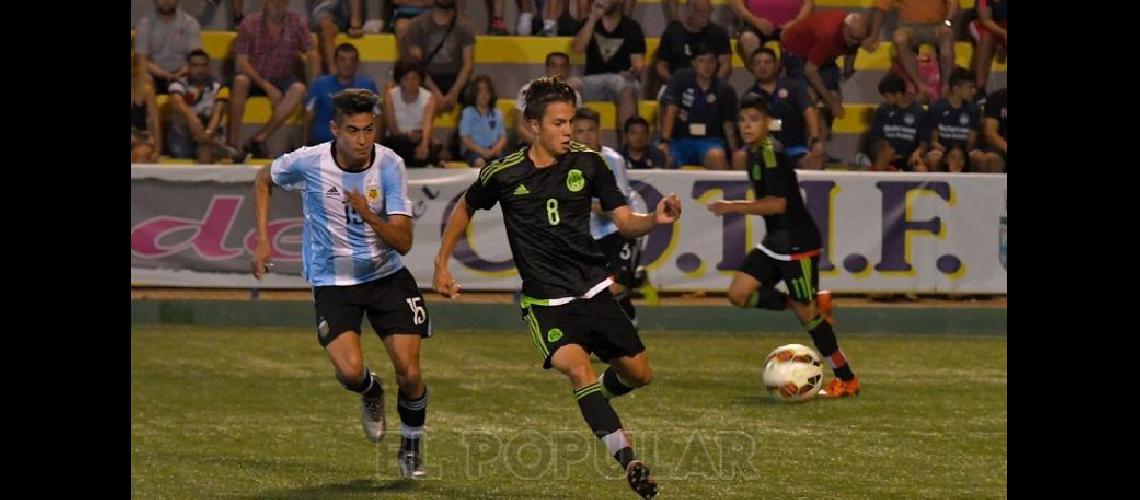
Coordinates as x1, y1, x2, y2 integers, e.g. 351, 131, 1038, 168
746, 140, 822, 255
464, 142, 629, 300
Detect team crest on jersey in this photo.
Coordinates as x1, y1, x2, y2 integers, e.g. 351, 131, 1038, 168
366, 185, 380, 202
778, 88, 789, 99
566, 169, 585, 192
904, 114, 915, 125
959, 113, 970, 125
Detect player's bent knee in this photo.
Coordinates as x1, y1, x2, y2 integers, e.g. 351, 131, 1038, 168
728, 289, 751, 308
629, 366, 653, 387
396, 365, 422, 391
559, 362, 595, 385
334, 360, 365, 385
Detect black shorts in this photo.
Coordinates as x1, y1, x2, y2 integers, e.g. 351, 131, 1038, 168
521, 290, 646, 369
598, 232, 639, 289
247, 75, 302, 97
313, 267, 432, 347
429, 72, 461, 97
738, 248, 820, 303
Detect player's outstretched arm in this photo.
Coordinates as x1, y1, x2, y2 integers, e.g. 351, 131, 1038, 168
707, 196, 786, 217
611, 193, 682, 239
433, 196, 474, 298
251, 165, 274, 279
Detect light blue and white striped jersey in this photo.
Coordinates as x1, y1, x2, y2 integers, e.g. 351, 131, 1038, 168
270, 142, 412, 287
590, 145, 634, 240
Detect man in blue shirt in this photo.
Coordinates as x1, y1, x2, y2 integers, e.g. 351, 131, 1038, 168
658, 43, 739, 169
304, 43, 379, 145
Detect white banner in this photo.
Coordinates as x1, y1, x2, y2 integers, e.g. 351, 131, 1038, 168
131, 166, 1007, 293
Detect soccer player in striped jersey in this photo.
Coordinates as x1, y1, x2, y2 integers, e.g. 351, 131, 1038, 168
433, 77, 680, 498
251, 88, 431, 478
708, 94, 861, 398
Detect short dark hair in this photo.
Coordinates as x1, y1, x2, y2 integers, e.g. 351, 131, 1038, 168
878, 72, 907, 96
332, 88, 378, 123
624, 116, 650, 133
186, 49, 209, 62
393, 59, 425, 84
335, 42, 360, 60
574, 107, 601, 125
522, 76, 578, 121
545, 51, 570, 66
738, 93, 772, 117
467, 74, 498, 106
948, 67, 975, 89
751, 47, 778, 63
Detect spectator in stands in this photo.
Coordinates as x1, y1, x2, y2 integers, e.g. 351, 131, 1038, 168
969, 0, 1006, 96
514, 53, 582, 145
925, 68, 983, 173
867, 72, 929, 171
389, 1, 435, 40
621, 117, 670, 169
312, 1, 366, 76
166, 50, 246, 164
780, 10, 870, 121
731, 0, 812, 62
131, 45, 162, 162
229, 0, 320, 158
204, 0, 245, 28
977, 87, 1006, 172
866, 0, 957, 101
382, 60, 440, 168
487, 0, 536, 35
570, 0, 646, 145
744, 47, 825, 170
134, 0, 202, 95
555, 0, 640, 35
656, 0, 732, 99
659, 43, 739, 169
304, 43, 380, 146
402, 0, 477, 117
459, 76, 508, 168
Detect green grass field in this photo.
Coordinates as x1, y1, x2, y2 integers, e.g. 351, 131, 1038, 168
131, 326, 1006, 499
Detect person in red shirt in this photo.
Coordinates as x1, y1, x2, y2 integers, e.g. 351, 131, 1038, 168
779, 10, 870, 121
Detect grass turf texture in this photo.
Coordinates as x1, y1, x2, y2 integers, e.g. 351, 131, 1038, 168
132, 326, 1006, 498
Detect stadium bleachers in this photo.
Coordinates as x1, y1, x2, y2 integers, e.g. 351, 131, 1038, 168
132, 0, 1005, 165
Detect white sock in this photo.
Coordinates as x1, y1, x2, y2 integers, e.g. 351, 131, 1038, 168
401, 423, 423, 439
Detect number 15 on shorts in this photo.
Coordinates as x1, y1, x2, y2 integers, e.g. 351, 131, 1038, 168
406, 297, 426, 325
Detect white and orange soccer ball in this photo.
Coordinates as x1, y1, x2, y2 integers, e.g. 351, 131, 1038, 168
762, 344, 824, 402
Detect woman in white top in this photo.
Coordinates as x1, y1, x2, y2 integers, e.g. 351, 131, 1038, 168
382, 59, 439, 167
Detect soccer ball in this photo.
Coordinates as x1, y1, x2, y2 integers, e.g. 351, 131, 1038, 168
762, 344, 824, 402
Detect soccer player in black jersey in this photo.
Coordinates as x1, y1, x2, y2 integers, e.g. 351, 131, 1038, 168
707, 94, 861, 398
433, 77, 680, 498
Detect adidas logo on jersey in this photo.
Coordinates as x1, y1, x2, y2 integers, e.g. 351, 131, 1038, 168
325, 186, 340, 198
513, 184, 530, 195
